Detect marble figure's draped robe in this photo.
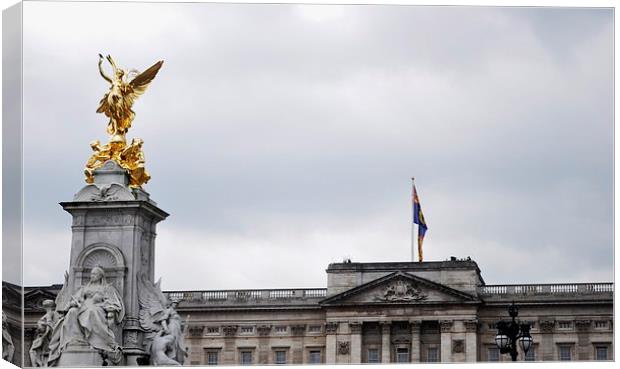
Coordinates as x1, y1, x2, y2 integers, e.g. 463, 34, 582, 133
47, 280, 124, 365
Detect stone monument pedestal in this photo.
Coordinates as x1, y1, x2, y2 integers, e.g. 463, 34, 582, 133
56, 343, 103, 367
55, 161, 169, 366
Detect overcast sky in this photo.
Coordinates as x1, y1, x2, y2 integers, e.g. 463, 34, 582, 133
13, 1, 613, 290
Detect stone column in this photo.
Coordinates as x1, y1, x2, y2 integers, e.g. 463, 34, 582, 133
349, 322, 362, 364
440, 320, 453, 363
464, 320, 478, 362
291, 324, 307, 364
380, 322, 391, 363
325, 322, 339, 364
539, 320, 555, 361
222, 325, 238, 365
575, 320, 592, 360
349, 322, 363, 364
410, 320, 421, 362
257, 325, 272, 364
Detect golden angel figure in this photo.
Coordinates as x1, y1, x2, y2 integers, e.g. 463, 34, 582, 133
96, 54, 163, 136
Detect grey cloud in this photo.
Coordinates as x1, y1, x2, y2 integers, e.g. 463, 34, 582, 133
18, 2, 613, 289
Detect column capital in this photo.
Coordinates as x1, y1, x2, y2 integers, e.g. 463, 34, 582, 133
380, 321, 392, 334
575, 320, 591, 332
439, 320, 454, 333
222, 325, 238, 337
188, 325, 205, 337
257, 325, 272, 336
409, 320, 422, 333
538, 319, 555, 333
464, 320, 478, 333
325, 322, 339, 335
349, 322, 363, 334
291, 324, 307, 336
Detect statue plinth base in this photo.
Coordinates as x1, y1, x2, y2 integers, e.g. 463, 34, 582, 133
57, 343, 103, 367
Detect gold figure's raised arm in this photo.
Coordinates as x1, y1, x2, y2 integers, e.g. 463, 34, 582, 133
98, 54, 112, 83
106, 54, 119, 73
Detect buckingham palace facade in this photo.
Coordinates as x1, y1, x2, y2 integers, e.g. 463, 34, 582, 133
4, 258, 614, 365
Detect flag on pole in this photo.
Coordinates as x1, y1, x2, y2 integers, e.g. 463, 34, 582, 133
412, 184, 428, 262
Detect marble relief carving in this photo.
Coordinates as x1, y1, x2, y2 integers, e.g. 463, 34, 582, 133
376, 279, 427, 302
337, 341, 350, 355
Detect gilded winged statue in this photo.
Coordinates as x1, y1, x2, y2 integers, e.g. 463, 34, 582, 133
85, 55, 163, 188
97, 54, 163, 136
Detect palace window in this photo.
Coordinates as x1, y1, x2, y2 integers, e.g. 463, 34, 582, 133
427, 347, 439, 362
308, 325, 322, 333
558, 345, 572, 361
487, 347, 500, 362
240, 351, 253, 365
309, 350, 321, 364
595, 346, 608, 361
396, 348, 410, 363
206, 351, 219, 366
367, 349, 380, 363
275, 350, 287, 364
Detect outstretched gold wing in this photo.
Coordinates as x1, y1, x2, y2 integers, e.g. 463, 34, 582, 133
126, 60, 164, 106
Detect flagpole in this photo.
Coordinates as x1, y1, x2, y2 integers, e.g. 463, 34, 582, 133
411, 177, 415, 262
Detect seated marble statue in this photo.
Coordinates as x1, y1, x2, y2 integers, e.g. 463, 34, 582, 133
47, 266, 124, 366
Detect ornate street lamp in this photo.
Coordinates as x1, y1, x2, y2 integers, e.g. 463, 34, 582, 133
494, 302, 533, 361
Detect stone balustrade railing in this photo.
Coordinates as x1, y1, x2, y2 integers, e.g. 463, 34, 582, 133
165, 288, 327, 303
479, 283, 613, 295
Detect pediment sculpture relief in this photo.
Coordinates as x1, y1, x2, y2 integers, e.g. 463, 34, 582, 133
375, 279, 427, 302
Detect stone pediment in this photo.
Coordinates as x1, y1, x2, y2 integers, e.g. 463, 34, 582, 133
320, 271, 478, 306
24, 289, 59, 311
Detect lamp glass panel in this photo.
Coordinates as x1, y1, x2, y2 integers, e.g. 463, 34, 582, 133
495, 334, 509, 349
519, 336, 533, 353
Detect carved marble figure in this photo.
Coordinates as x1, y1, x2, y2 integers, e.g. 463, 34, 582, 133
137, 273, 187, 365
2, 311, 15, 363
47, 267, 124, 366
29, 300, 59, 366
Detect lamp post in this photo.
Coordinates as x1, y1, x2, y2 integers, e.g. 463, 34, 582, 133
494, 302, 533, 361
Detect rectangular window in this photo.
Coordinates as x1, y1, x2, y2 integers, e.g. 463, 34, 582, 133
207, 351, 219, 366
275, 350, 287, 364
396, 348, 410, 363
308, 325, 322, 333
240, 351, 253, 365
367, 349, 379, 363
427, 347, 439, 362
524, 347, 535, 361
559, 345, 572, 361
309, 350, 321, 364
488, 348, 499, 362
596, 346, 608, 361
